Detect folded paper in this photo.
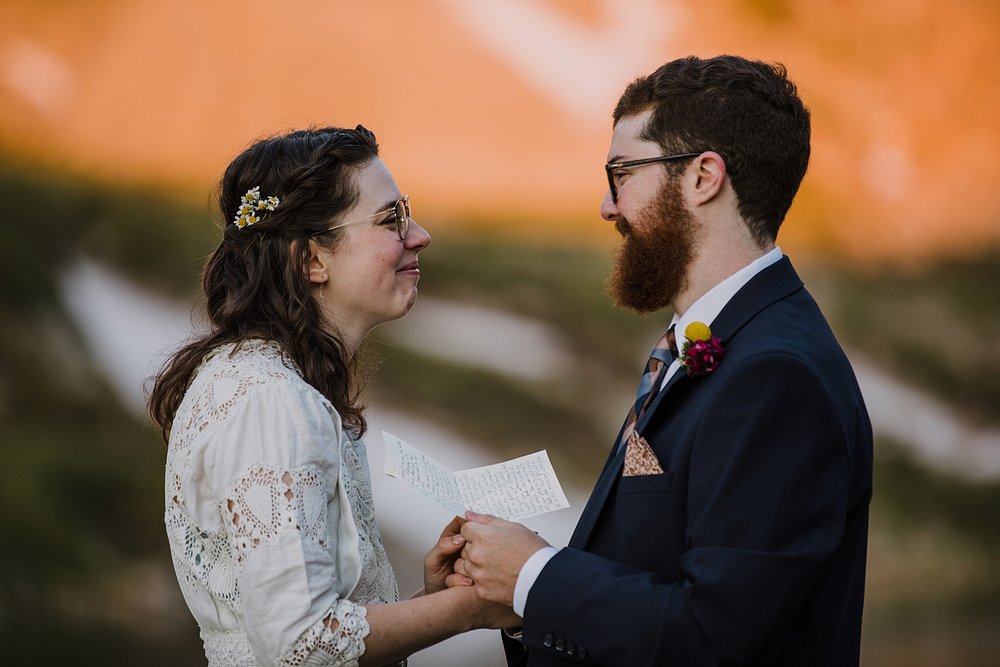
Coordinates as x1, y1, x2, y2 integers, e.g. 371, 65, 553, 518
383, 431, 570, 521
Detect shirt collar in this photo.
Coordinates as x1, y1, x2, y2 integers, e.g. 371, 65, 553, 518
670, 246, 783, 349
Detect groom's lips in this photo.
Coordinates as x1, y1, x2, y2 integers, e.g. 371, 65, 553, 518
397, 261, 420, 274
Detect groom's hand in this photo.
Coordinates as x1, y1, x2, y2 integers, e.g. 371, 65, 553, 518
456, 511, 549, 606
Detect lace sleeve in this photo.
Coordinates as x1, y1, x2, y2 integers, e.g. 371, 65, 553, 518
279, 602, 370, 667
223, 463, 370, 666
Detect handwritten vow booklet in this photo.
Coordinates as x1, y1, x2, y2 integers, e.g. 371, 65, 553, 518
382, 431, 570, 521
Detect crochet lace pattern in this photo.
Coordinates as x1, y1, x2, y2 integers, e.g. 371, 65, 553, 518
165, 340, 398, 666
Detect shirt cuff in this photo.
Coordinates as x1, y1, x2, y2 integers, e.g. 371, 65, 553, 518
513, 546, 560, 617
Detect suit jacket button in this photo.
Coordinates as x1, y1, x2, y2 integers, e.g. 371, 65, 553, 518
555, 638, 566, 651
578, 646, 588, 660
543, 634, 553, 648
566, 642, 576, 656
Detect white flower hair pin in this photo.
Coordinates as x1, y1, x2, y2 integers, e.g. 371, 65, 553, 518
233, 186, 280, 229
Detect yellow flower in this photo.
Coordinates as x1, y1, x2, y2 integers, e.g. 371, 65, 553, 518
685, 321, 712, 342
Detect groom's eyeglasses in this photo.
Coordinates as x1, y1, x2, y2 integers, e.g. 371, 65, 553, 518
318, 195, 411, 241
605, 154, 702, 204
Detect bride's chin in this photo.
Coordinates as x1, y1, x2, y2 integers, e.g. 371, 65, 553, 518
386, 292, 418, 322
404, 289, 419, 311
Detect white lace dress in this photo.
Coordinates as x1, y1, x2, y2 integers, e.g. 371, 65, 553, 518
164, 340, 399, 666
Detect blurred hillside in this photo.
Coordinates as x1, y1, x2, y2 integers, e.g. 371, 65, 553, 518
2, 160, 999, 665
1, 0, 999, 260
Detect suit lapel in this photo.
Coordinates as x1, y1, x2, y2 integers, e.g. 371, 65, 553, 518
634, 365, 688, 432
570, 257, 805, 550
569, 444, 624, 547
709, 256, 803, 344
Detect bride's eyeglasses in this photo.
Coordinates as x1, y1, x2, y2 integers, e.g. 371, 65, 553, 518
317, 195, 410, 241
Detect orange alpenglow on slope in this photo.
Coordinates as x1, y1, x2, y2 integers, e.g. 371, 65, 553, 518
1, 0, 997, 262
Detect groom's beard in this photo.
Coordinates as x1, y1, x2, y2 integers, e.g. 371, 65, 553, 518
607, 177, 697, 314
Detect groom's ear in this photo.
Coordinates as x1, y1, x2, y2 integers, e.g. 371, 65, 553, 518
687, 151, 727, 205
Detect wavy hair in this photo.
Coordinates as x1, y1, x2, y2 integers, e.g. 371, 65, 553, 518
148, 125, 379, 440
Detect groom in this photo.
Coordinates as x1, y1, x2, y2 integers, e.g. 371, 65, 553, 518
454, 55, 873, 666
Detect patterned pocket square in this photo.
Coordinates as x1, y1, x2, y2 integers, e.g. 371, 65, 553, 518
623, 432, 665, 477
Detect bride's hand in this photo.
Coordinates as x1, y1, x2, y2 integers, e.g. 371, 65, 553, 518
423, 516, 473, 594
450, 584, 523, 630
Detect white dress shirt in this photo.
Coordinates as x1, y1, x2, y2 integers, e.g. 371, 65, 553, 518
512, 247, 784, 617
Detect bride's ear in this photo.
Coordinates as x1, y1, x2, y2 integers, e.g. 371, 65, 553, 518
298, 239, 329, 285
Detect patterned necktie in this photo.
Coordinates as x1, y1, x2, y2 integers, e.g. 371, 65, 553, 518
618, 326, 678, 452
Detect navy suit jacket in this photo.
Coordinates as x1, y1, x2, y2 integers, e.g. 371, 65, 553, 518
504, 257, 872, 666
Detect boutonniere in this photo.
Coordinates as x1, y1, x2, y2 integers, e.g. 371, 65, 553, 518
679, 321, 725, 377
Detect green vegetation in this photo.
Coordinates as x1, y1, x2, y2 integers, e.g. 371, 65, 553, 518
416, 233, 662, 371
0, 160, 214, 312
863, 440, 1000, 664
0, 311, 204, 662
806, 250, 1000, 426
0, 162, 210, 661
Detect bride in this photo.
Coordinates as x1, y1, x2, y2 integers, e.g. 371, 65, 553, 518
148, 125, 517, 666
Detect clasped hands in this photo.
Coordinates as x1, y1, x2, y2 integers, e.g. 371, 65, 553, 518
423, 511, 549, 620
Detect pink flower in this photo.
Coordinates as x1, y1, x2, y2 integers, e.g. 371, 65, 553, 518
681, 336, 725, 377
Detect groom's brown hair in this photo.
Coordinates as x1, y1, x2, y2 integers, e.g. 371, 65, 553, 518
614, 55, 811, 245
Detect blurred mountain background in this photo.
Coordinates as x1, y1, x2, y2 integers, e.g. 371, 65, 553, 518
1, 1, 998, 665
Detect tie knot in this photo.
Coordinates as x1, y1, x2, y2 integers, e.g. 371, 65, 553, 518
665, 325, 678, 355
649, 325, 678, 364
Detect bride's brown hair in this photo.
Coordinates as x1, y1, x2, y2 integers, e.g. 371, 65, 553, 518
148, 125, 379, 440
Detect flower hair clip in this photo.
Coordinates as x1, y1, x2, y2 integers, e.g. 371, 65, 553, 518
679, 321, 725, 377
233, 186, 280, 229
